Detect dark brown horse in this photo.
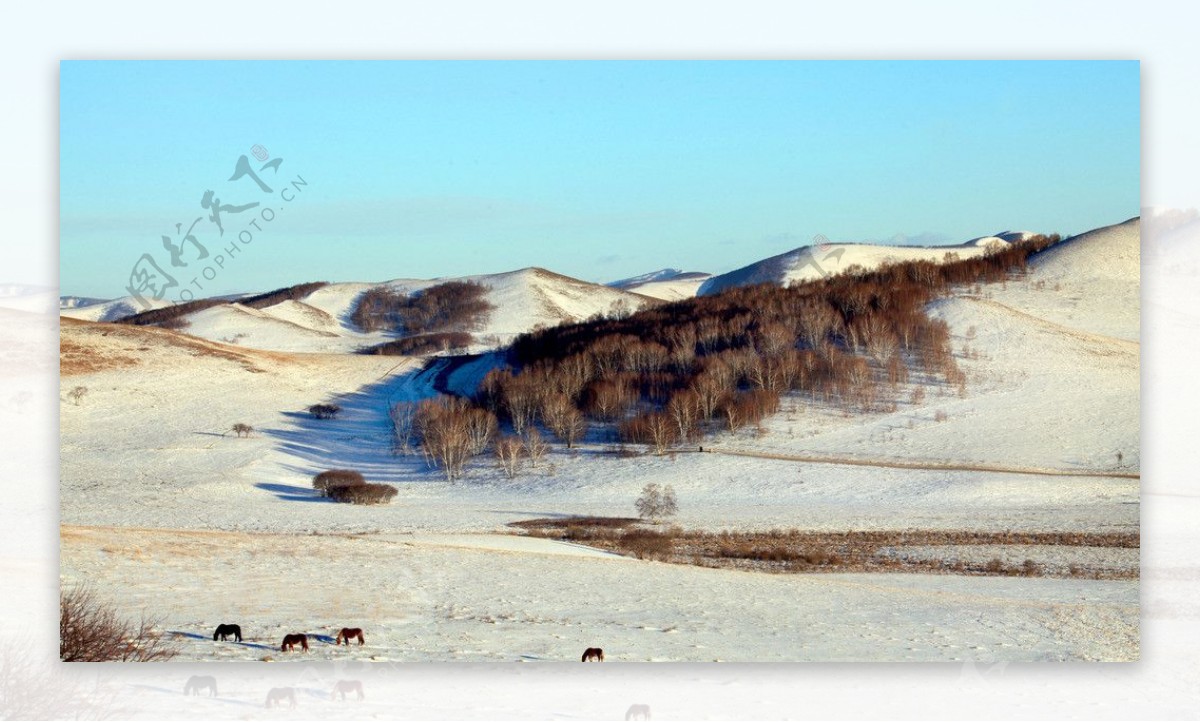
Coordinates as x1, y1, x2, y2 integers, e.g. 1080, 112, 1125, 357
264, 687, 296, 709
212, 623, 242, 642
581, 647, 605, 662
280, 633, 309, 652
332, 679, 364, 701
184, 675, 218, 696
336, 627, 365, 646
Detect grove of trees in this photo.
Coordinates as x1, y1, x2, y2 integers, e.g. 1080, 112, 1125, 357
351, 281, 495, 335
384, 235, 1061, 478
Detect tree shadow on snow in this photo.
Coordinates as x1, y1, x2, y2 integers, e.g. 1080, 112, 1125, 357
262, 366, 445, 486
254, 482, 329, 503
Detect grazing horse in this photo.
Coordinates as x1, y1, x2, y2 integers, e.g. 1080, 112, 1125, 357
581, 647, 605, 662
280, 633, 309, 652
212, 623, 242, 642
183, 675, 218, 697
336, 627, 365, 646
264, 687, 297, 709
332, 679, 364, 701
625, 704, 652, 721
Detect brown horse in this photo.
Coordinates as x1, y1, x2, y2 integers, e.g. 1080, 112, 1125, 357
264, 687, 296, 709
332, 679, 364, 701
336, 627, 365, 646
280, 633, 309, 652
581, 647, 604, 662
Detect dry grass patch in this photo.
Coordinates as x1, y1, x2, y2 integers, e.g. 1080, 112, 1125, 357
510, 519, 1138, 579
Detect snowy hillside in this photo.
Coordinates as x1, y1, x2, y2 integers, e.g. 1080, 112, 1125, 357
608, 269, 713, 301
985, 217, 1139, 342
61, 268, 653, 354
60, 294, 172, 322
699, 234, 1022, 296
59, 295, 108, 310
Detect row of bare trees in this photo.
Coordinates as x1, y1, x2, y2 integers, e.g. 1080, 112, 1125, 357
467, 235, 1060, 454
391, 397, 552, 482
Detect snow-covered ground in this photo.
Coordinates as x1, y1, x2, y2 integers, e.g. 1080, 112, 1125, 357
58, 219, 1140, 662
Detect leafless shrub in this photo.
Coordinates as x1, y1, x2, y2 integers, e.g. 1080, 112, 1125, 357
910, 385, 926, 405
66, 385, 88, 405
934, 409, 948, 423
620, 528, 675, 559
60, 585, 178, 662
231, 423, 253, 438
309, 403, 341, 420
313, 469, 366, 496
328, 483, 398, 505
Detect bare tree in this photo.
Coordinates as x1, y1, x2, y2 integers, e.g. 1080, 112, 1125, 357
523, 428, 549, 468
542, 393, 587, 448
60, 585, 178, 662
635, 483, 678, 522
583, 377, 634, 421
231, 423, 253, 438
667, 390, 701, 442
464, 407, 498, 456
415, 396, 473, 482
389, 401, 418, 455
493, 435, 525, 478
620, 412, 678, 455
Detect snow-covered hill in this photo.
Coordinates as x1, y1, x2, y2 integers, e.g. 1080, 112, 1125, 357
986, 217, 1139, 342
59, 295, 108, 310
60, 294, 173, 322
607, 269, 713, 301
62, 268, 654, 354
698, 234, 1025, 296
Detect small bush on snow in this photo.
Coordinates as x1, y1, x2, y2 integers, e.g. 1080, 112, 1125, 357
312, 469, 366, 496
328, 483, 398, 505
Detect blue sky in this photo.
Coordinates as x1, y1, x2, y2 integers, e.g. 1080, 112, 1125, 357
60, 60, 1139, 299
